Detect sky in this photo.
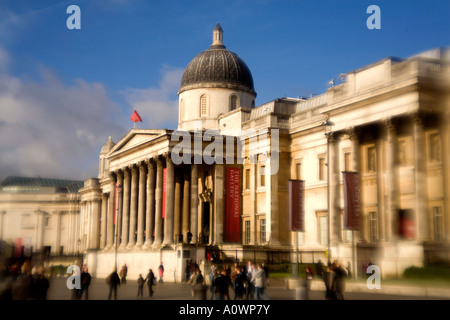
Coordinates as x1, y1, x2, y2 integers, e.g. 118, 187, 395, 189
0, 0, 449, 182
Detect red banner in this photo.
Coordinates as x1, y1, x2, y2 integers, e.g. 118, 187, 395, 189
343, 171, 361, 230
289, 180, 305, 232
225, 168, 241, 242
162, 168, 167, 218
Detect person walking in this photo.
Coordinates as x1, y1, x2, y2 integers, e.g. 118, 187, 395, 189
79, 265, 91, 300
158, 262, 164, 283
332, 261, 347, 300
137, 274, 145, 299
253, 264, 268, 300
107, 269, 121, 300
145, 269, 155, 297
188, 267, 206, 300
119, 264, 128, 285
234, 266, 247, 300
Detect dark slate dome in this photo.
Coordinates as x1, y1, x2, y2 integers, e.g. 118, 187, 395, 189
178, 24, 256, 96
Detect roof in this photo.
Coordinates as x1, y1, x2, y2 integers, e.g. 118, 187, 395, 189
0, 176, 84, 193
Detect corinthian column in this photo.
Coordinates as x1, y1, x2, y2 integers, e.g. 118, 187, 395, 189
163, 155, 175, 246
136, 163, 147, 248
120, 168, 130, 248
190, 164, 199, 243
154, 157, 164, 247
182, 169, 190, 242
128, 165, 138, 248
144, 160, 155, 249
106, 173, 115, 249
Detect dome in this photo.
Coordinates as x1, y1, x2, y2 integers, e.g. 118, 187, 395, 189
179, 24, 256, 96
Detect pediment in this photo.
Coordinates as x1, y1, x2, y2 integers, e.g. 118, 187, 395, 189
107, 129, 170, 157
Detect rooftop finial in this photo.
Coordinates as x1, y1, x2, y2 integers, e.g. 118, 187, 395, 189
212, 22, 224, 48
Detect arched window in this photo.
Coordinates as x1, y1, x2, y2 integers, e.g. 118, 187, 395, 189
230, 94, 239, 111
200, 95, 208, 116
179, 99, 185, 121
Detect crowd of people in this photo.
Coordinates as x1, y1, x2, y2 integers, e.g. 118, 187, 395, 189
0, 260, 50, 300
185, 260, 270, 300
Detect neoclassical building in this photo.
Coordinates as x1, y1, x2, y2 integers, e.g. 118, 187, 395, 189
4, 24, 446, 280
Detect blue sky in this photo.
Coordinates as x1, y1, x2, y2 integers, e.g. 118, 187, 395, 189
0, 0, 449, 181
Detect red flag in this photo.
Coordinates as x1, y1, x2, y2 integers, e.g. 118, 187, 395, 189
343, 171, 361, 230
130, 109, 142, 123
289, 179, 305, 232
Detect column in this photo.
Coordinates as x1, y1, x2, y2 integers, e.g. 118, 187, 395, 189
250, 157, 257, 245
349, 127, 363, 241
154, 157, 164, 247
190, 164, 199, 244
0, 211, 6, 241
413, 113, 429, 241
128, 165, 138, 248
54, 211, 62, 255
120, 168, 130, 248
182, 169, 190, 242
136, 163, 147, 248
100, 194, 107, 249
385, 119, 398, 241
114, 171, 123, 248
329, 133, 342, 243
144, 159, 156, 248
35, 210, 45, 251
90, 199, 101, 249
214, 163, 224, 245
163, 155, 175, 246
174, 172, 182, 242
106, 173, 115, 249
376, 131, 385, 242
442, 114, 450, 243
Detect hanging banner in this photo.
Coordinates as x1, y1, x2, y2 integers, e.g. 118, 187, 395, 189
225, 167, 241, 242
162, 168, 167, 218
289, 179, 305, 232
343, 171, 361, 230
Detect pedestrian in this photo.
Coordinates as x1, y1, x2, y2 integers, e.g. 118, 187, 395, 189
107, 268, 121, 300
246, 261, 254, 300
119, 264, 128, 284
79, 265, 91, 300
324, 262, 336, 300
32, 266, 50, 300
137, 274, 145, 299
187, 267, 206, 300
253, 264, 268, 300
208, 265, 216, 300
145, 269, 155, 297
213, 266, 230, 300
158, 262, 164, 283
332, 261, 347, 300
233, 266, 246, 300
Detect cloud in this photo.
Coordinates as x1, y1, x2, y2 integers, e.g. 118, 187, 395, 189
122, 66, 183, 130
0, 61, 127, 181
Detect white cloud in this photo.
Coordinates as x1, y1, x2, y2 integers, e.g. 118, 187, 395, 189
0, 63, 127, 181
122, 66, 183, 130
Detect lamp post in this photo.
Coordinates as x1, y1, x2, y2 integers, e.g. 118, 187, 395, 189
322, 117, 334, 264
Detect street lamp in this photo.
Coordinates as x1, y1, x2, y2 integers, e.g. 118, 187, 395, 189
321, 117, 334, 264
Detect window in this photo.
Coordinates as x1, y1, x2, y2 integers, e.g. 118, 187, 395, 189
230, 94, 238, 111
317, 213, 328, 246
200, 95, 208, 116
260, 219, 266, 243
433, 206, 444, 242
179, 99, 185, 121
245, 220, 251, 244
260, 165, 266, 187
296, 162, 302, 180
429, 132, 441, 162
369, 211, 378, 243
319, 157, 326, 181
367, 147, 377, 172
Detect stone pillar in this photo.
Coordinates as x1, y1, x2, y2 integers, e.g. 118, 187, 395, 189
375, 132, 385, 242
329, 133, 342, 243
100, 194, 107, 249
136, 163, 147, 248
0, 211, 6, 241
182, 169, 190, 242
35, 210, 45, 251
385, 119, 398, 241
54, 211, 62, 255
90, 199, 101, 249
144, 159, 156, 248
442, 114, 450, 243
190, 164, 199, 243
250, 158, 257, 245
107, 174, 116, 249
163, 155, 175, 246
174, 172, 182, 242
128, 165, 138, 248
114, 171, 123, 248
120, 168, 130, 248
214, 163, 224, 245
154, 157, 164, 247
413, 113, 429, 241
